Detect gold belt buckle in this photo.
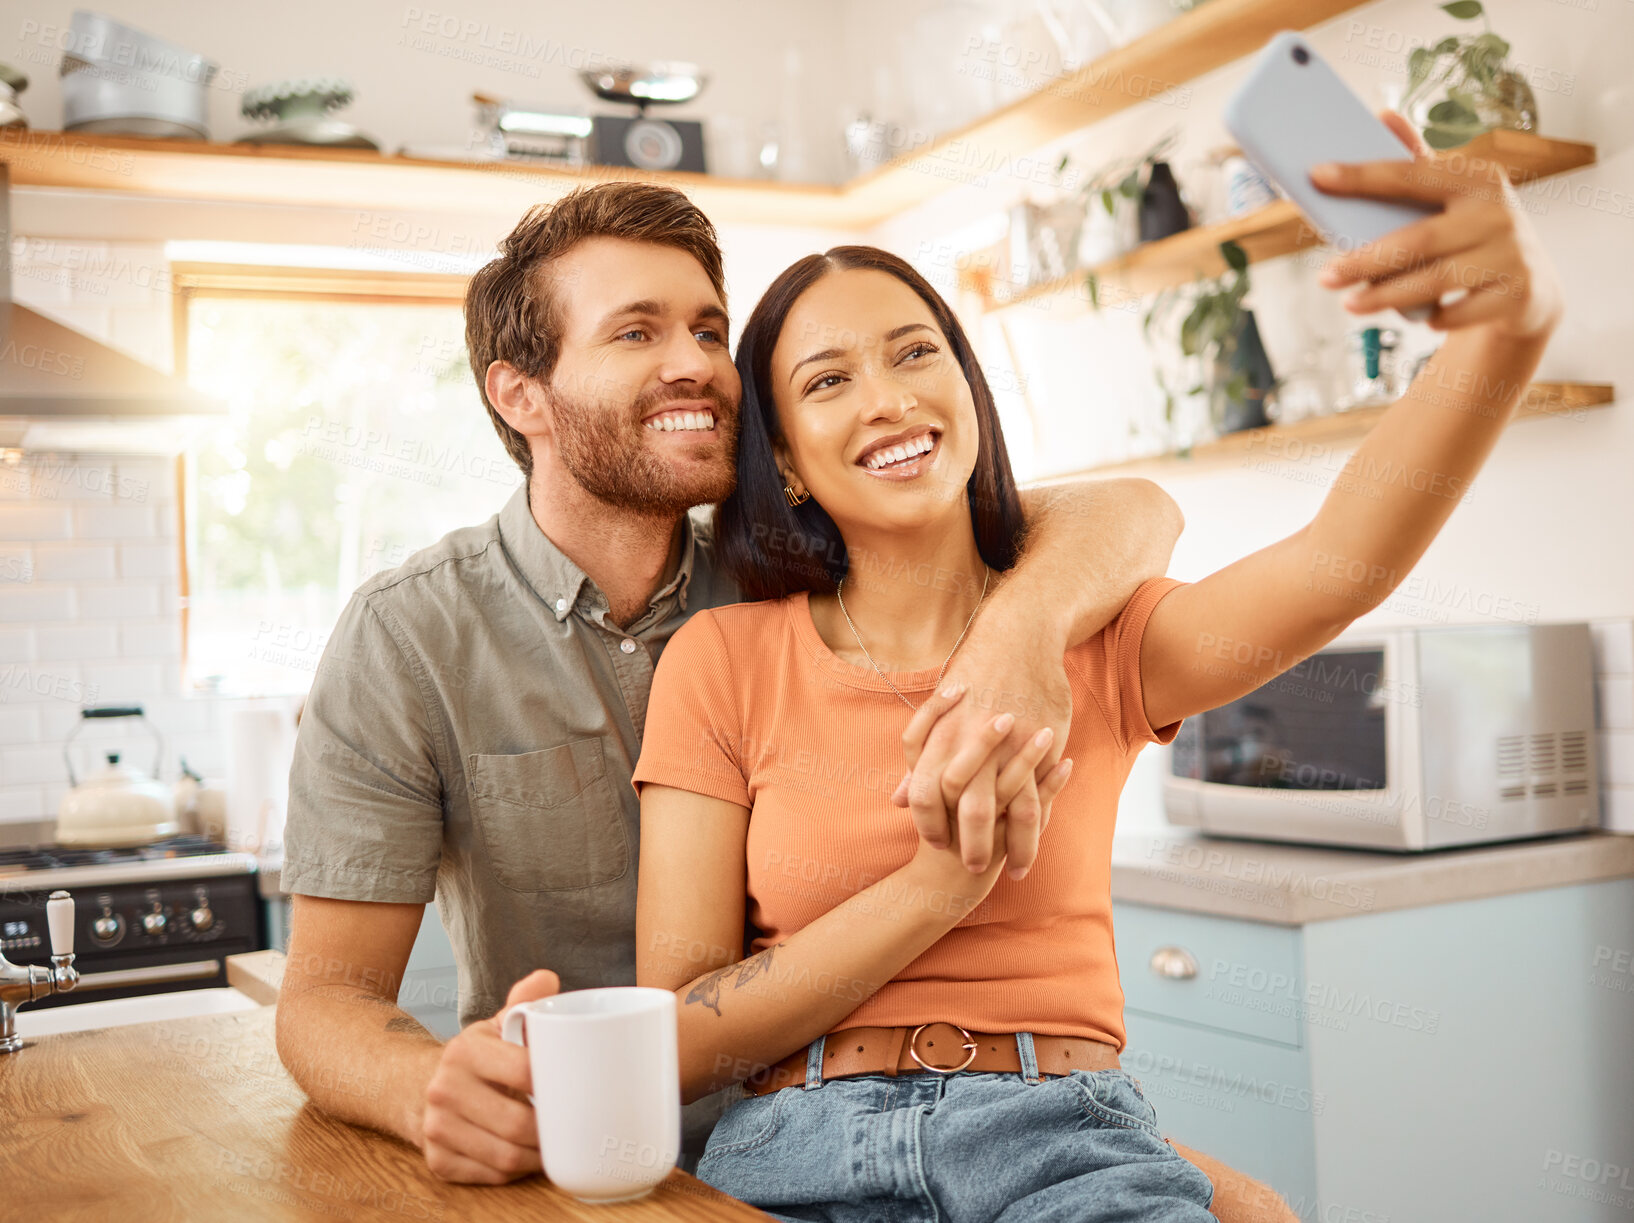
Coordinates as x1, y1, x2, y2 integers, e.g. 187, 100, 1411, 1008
908, 1022, 978, 1074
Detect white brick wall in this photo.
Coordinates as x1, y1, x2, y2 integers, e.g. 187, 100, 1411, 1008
11, 242, 175, 373
1593, 619, 1634, 834
0, 243, 227, 828
0, 452, 221, 824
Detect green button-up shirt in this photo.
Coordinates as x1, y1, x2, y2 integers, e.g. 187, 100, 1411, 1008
283, 487, 743, 1142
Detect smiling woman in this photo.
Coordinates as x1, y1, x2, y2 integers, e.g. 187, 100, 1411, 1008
717, 246, 1026, 605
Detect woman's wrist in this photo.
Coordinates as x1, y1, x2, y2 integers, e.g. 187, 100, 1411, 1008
898, 841, 1006, 922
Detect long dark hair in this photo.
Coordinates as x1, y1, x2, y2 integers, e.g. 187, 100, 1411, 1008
717, 246, 1026, 601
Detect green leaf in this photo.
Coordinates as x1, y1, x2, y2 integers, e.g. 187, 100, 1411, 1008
1423, 123, 1479, 149
1461, 43, 1496, 87
1427, 98, 1479, 125
1056, 153, 1070, 175
1186, 383, 1205, 396
1441, 1, 1482, 19
1433, 36, 1460, 54
1446, 86, 1483, 114
1406, 47, 1432, 95
1118, 170, 1141, 198
1086, 272, 1101, 310
1180, 308, 1204, 357
1472, 32, 1509, 59
1101, 188, 1115, 216
1219, 239, 1249, 272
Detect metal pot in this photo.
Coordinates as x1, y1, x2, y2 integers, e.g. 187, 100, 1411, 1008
58, 11, 218, 139
55, 707, 179, 847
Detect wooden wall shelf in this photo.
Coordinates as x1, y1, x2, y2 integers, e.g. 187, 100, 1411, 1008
835, 0, 1373, 224
0, 128, 852, 230
0, 0, 1376, 229
1061, 382, 1614, 478
976, 131, 1597, 314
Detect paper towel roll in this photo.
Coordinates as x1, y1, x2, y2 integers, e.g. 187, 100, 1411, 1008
224, 704, 294, 855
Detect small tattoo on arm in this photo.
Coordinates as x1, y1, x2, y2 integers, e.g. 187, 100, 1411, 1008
684, 944, 782, 1018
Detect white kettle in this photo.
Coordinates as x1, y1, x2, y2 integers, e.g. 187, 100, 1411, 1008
56, 707, 179, 847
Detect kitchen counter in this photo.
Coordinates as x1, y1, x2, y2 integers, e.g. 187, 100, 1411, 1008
1111, 829, 1634, 924
0, 1003, 769, 1222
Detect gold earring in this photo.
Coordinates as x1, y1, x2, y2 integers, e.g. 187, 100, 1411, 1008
784, 483, 810, 507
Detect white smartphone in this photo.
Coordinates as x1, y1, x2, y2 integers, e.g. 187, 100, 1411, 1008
1224, 31, 1441, 321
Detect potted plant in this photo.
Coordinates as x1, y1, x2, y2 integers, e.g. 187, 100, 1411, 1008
1139, 240, 1277, 449
1400, 0, 1537, 149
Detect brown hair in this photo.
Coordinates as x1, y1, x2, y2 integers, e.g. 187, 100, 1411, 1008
717, 245, 1026, 602
464, 182, 727, 478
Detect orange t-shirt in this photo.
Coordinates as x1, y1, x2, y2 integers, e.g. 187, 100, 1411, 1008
631, 575, 1187, 1050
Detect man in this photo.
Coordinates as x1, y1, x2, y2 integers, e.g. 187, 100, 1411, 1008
276, 181, 1289, 1220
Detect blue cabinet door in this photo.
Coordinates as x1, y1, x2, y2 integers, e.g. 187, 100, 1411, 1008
1116, 902, 1306, 1045
1120, 1009, 1319, 1211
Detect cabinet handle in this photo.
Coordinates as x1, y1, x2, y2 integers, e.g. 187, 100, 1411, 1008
1148, 946, 1198, 980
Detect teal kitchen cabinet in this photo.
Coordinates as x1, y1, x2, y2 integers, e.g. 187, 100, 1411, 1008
1115, 877, 1634, 1223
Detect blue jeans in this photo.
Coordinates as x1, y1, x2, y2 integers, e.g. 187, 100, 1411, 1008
697, 1033, 1216, 1223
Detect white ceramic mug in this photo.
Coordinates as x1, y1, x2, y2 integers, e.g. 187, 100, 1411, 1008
501, 986, 680, 1203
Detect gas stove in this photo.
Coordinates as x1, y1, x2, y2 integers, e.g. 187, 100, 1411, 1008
0, 832, 263, 1010
0, 833, 257, 889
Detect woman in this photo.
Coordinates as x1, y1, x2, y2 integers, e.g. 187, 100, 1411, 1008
632, 115, 1561, 1221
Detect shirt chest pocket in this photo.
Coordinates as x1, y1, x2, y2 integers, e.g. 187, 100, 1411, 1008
466, 740, 631, 893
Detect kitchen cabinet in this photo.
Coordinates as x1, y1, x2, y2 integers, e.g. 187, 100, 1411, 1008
1115, 875, 1634, 1222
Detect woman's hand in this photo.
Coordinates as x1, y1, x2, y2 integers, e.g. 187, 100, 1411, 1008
905, 811, 1014, 919
1312, 110, 1563, 340
895, 682, 1075, 881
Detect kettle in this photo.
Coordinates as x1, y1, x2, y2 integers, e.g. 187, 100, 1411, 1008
56, 707, 179, 847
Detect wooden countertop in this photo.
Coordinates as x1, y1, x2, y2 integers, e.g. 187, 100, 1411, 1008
1111, 830, 1634, 925
0, 1005, 770, 1222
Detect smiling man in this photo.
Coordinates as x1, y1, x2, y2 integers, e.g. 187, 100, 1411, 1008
270, 183, 1226, 1199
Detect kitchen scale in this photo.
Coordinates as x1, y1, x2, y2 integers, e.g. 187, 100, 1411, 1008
580, 61, 709, 173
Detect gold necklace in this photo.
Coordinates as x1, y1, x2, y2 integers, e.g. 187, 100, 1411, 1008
834, 565, 990, 711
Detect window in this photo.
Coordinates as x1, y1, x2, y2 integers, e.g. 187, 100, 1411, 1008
179, 274, 520, 695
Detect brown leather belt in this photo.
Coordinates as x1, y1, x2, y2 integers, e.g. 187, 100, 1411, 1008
742, 1022, 1120, 1097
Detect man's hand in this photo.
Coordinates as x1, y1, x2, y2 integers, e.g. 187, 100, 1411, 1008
892, 597, 1075, 880
417, 969, 560, 1184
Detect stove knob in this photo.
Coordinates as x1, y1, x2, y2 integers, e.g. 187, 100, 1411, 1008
189, 906, 214, 932
92, 914, 122, 942
142, 910, 168, 936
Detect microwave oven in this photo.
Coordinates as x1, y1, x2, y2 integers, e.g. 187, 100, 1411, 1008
1163, 622, 1598, 851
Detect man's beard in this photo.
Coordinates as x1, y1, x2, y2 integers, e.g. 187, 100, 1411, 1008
547, 383, 739, 516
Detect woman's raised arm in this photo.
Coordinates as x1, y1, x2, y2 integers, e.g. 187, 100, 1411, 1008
1137, 112, 1562, 731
